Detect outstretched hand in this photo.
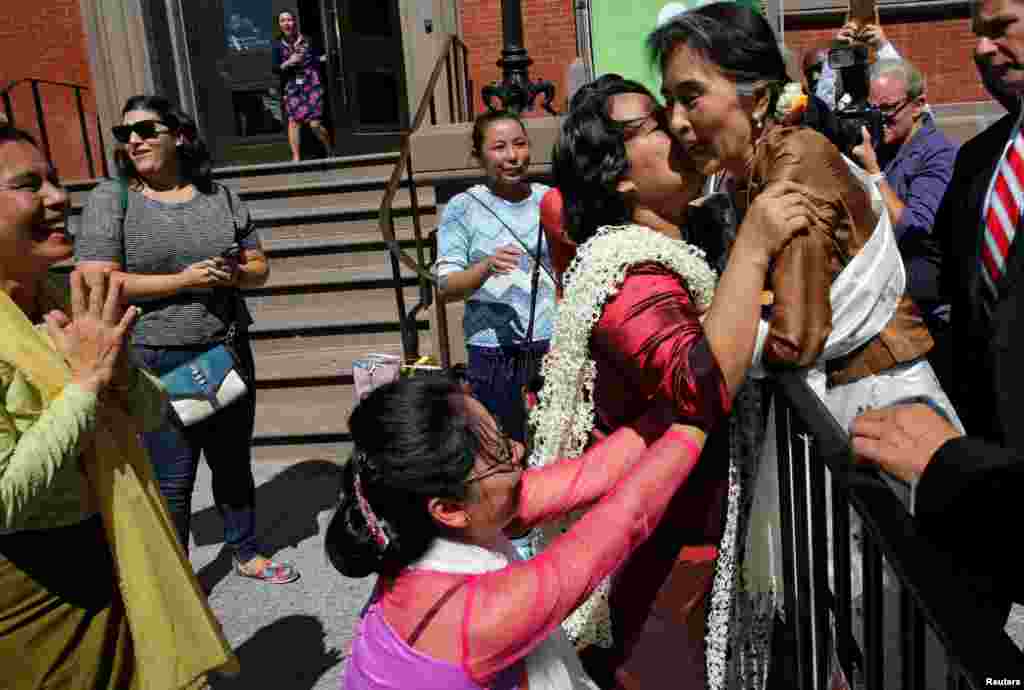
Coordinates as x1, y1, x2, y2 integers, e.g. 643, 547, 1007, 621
851, 404, 963, 483
45, 270, 140, 395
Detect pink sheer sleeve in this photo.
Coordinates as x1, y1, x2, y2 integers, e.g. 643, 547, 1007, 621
462, 428, 704, 682
515, 409, 672, 528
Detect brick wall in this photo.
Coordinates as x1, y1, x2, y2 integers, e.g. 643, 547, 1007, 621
460, 0, 579, 116
786, 16, 991, 106
0, 0, 101, 180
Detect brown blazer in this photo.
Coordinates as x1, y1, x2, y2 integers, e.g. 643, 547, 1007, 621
745, 126, 933, 386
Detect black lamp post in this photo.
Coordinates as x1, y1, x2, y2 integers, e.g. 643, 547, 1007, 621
481, 0, 557, 115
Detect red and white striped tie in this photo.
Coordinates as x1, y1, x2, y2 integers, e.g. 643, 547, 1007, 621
981, 129, 1023, 312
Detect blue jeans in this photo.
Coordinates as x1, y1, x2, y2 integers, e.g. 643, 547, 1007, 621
133, 337, 261, 563
466, 341, 548, 444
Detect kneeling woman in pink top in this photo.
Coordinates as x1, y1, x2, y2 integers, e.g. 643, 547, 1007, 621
328, 373, 708, 690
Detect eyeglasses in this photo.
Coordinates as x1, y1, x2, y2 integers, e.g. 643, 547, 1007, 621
611, 111, 661, 141
0, 169, 62, 194
111, 120, 173, 144
465, 423, 529, 484
877, 99, 911, 124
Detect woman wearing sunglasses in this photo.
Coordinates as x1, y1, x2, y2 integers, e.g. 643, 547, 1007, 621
328, 373, 707, 690
76, 95, 298, 584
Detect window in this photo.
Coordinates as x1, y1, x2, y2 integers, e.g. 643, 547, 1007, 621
224, 0, 274, 52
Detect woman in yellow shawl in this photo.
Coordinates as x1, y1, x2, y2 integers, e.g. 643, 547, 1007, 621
0, 126, 237, 688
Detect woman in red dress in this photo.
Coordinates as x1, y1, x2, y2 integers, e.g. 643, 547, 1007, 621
534, 75, 812, 688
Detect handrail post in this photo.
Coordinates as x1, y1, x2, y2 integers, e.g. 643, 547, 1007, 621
445, 53, 456, 124
30, 81, 54, 168
775, 397, 813, 690
2, 91, 13, 126
463, 46, 473, 119
74, 87, 96, 178
96, 114, 110, 178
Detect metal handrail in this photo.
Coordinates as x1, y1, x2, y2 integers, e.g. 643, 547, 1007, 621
1, 78, 107, 179
378, 35, 472, 365
771, 370, 1024, 689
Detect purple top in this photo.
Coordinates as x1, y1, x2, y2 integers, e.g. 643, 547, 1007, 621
343, 602, 522, 690
880, 113, 959, 313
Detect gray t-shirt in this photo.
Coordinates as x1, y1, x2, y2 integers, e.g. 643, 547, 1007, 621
76, 180, 261, 347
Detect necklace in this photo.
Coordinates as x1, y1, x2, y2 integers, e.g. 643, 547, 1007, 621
529, 223, 717, 467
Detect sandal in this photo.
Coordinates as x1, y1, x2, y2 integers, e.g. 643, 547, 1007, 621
233, 556, 300, 584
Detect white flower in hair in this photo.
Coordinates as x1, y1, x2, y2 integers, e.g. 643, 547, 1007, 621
774, 81, 809, 124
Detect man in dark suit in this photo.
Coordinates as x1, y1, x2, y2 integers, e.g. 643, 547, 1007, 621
852, 0, 1024, 615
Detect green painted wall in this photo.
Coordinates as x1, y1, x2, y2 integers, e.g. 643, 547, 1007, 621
591, 0, 761, 100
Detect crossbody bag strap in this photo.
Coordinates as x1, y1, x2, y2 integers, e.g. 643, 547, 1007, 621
524, 215, 544, 346
465, 191, 560, 290
405, 578, 469, 648
219, 183, 245, 344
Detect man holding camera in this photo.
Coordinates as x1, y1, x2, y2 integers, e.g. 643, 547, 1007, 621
850, 56, 958, 342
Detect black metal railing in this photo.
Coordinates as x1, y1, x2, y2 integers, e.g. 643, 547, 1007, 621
379, 35, 473, 364
1, 79, 108, 179
771, 370, 1024, 689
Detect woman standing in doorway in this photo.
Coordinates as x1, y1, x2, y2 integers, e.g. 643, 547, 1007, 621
273, 9, 331, 161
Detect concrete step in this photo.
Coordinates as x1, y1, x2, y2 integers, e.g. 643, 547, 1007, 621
237, 181, 433, 215
254, 382, 354, 443
259, 209, 437, 246
252, 333, 413, 385
244, 284, 423, 335
213, 153, 400, 189
251, 441, 352, 464
63, 153, 401, 200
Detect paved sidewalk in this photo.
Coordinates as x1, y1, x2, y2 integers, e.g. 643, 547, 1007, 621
187, 458, 1024, 690
189, 458, 371, 690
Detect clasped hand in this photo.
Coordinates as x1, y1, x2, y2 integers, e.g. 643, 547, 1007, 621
182, 256, 240, 288
45, 270, 140, 396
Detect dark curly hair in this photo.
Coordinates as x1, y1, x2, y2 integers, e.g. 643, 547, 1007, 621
115, 95, 214, 192
552, 75, 659, 245
324, 375, 485, 578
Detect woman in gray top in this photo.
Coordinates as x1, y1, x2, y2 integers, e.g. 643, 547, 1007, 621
76, 95, 298, 584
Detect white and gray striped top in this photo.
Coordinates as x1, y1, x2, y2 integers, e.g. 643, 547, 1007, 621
76, 180, 261, 347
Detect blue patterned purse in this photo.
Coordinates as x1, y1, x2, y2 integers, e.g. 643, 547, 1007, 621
160, 338, 249, 426
143, 182, 251, 426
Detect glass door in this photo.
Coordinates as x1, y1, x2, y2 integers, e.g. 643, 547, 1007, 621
321, 0, 408, 155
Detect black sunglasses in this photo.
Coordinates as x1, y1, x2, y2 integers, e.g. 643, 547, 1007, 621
111, 120, 173, 144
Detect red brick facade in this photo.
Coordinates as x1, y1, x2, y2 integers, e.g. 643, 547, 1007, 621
786, 16, 990, 106
0, 1, 997, 177
460, 0, 580, 116
0, 0, 101, 179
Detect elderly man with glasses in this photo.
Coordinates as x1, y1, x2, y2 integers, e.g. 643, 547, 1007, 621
850, 57, 959, 344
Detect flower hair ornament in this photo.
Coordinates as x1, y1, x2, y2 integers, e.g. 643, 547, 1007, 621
737, 81, 809, 128
352, 451, 390, 551
774, 81, 809, 125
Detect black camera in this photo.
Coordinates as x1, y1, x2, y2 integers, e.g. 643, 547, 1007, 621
825, 43, 884, 156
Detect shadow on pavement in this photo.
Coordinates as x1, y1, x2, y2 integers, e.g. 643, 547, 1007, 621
192, 459, 344, 593
209, 614, 345, 689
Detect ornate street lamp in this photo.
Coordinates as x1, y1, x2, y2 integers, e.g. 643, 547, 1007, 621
481, 0, 557, 114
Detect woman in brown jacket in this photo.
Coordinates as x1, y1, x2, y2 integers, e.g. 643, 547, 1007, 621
648, 4, 962, 689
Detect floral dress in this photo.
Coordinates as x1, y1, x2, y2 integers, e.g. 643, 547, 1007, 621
273, 37, 323, 123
